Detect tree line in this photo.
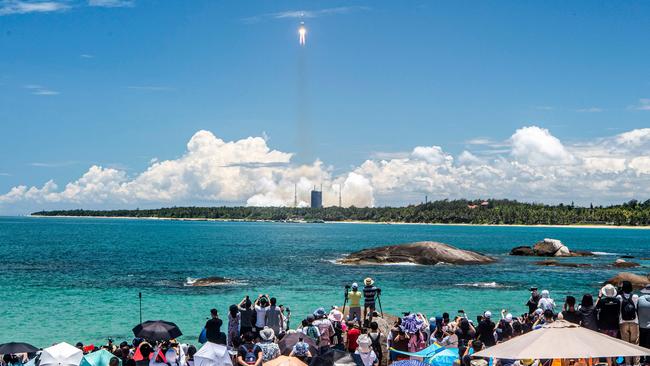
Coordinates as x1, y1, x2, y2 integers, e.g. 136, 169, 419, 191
30, 199, 650, 226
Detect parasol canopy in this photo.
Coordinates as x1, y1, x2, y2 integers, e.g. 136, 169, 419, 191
473, 320, 650, 359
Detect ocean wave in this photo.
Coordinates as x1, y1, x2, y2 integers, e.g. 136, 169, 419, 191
455, 282, 510, 288
592, 251, 618, 256
328, 258, 420, 266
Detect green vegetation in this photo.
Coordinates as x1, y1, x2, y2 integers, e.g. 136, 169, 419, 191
31, 199, 650, 226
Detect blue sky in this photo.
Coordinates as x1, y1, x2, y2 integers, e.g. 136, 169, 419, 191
1, 0, 650, 213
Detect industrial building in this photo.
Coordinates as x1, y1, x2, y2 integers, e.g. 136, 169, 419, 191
310, 187, 323, 208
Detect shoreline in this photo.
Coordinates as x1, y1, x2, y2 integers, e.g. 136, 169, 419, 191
25, 214, 650, 229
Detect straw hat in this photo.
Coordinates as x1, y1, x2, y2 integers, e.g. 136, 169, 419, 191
356, 334, 372, 353
364, 278, 374, 286
260, 327, 275, 341
601, 284, 617, 298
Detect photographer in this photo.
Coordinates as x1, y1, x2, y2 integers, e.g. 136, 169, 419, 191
347, 283, 362, 322
363, 278, 380, 321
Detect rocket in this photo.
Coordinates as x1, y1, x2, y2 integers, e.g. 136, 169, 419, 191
299, 21, 306, 45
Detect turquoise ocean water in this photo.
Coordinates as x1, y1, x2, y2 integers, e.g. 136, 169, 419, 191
1, 216, 649, 346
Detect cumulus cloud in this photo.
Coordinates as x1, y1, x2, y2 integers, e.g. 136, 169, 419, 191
3, 126, 650, 213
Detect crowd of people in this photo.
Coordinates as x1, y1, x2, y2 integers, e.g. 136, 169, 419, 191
3, 278, 650, 366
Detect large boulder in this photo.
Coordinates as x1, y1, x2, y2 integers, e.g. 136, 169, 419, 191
510, 238, 593, 257
605, 272, 650, 290
338, 241, 495, 265
533, 238, 569, 257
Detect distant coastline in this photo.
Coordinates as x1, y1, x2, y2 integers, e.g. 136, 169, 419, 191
28, 216, 650, 230
29, 198, 650, 227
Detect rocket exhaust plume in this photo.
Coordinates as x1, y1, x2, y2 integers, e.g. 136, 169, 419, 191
299, 22, 306, 45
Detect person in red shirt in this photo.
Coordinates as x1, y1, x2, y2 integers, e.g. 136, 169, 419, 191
346, 322, 361, 352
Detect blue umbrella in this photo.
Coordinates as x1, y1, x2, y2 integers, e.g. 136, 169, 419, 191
391, 360, 429, 366
80, 349, 122, 366
427, 348, 459, 366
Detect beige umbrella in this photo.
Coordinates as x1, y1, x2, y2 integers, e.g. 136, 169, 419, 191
473, 320, 650, 359
264, 356, 308, 366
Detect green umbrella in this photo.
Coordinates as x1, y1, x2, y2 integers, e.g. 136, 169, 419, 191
80, 349, 121, 366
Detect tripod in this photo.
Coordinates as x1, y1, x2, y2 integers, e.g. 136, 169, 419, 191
342, 286, 350, 318
376, 291, 384, 317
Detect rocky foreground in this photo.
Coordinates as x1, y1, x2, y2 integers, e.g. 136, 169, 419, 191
338, 241, 495, 265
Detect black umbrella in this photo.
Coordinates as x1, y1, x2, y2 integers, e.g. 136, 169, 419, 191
132, 320, 183, 341
0, 342, 39, 354
278, 333, 319, 357
309, 349, 350, 366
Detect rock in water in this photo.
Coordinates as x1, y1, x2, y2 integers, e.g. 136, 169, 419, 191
534, 260, 591, 268
338, 241, 495, 265
605, 272, 650, 290
533, 238, 570, 257
510, 238, 593, 257
185, 276, 234, 287
613, 259, 641, 268
510, 246, 535, 256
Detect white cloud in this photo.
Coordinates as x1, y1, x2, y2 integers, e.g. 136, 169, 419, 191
242, 6, 369, 24
127, 86, 174, 92
576, 107, 604, 113
24, 84, 59, 96
88, 0, 133, 7
510, 126, 574, 166
0, 0, 69, 15
633, 98, 650, 111
4, 127, 650, 213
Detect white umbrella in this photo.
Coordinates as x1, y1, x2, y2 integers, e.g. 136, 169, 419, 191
39, 342, 83, 366
194, 342, 233, 366
473, 320, 650, 359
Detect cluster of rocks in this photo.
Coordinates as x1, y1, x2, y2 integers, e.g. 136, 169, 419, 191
510, 238, 593, 257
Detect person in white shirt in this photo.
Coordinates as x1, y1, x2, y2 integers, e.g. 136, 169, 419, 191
254, 294, 270, 333
537, 290, 555, 313
617, 281, 640, 366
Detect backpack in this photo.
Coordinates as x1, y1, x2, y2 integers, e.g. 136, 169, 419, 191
621, 295, 637, 321
307, 325, 320, 345
239, 344, 258, 364
369, 332, 382, 354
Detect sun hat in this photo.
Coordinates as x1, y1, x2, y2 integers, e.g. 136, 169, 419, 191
484, 311, 492, 318
364, 277, 374, 286
601, 284, 617, 298
260, 326, 275, 341
351, 283, 358, 289
641, 284, 650, 295
329, 309, 343, 322
505, 313, 513, 323
314, 307, 326, 318
521, 360, 535, 366
356, 334, 372, 353
541, 290, 549, 298
471, 360, 488, 366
